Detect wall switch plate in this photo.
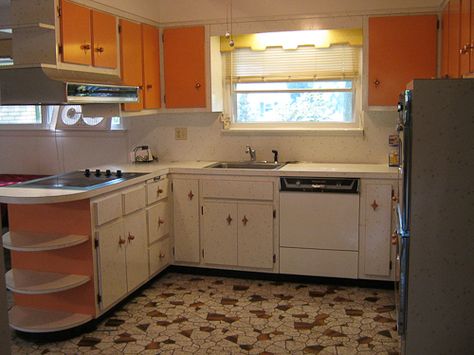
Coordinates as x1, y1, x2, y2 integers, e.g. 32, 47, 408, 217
175, 127, 187, 140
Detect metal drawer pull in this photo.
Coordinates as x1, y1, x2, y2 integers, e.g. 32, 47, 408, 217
95, 46, 104, 53
391, 230, 398, 245
128, 233, 135, 242
371, 200, 379, 211
242, 215, 248, 226
159, 253, 166, 259
80, 44, 91, 51
157, 188, 163, 196
158, 218, 165, 226
188, 190, 194, 200
226, 214, 232, 225
374, 79, 380, 87
118, 236, 125, 246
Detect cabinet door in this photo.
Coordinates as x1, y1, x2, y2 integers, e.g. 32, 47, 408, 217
238, 203, 274, 269
362, 183, 392, 277
173, 179, 200, 263
60, 0, 92, 66
91, 10, 117, 69
124, 210, 148, 291
120, 19, 143, 111
471, 0, 474, 72
441, 3, 450, 78
368, 15, 437, 106
202, 201, 238, 266
142, 24, 161, 109
163, 26, 206, 108
149, 237, 171, 276
97, 220, 126, 310
461, 0, 474, 75
147, 201, 169, 244
448, 0, 462, 78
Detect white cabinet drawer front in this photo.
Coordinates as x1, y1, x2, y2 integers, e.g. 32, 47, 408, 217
93, 193, 122, 226
122, 185, 146, 215
280, 192, 359, 251
280, 247, 358, 279
147, 201, 170, 244
201, 180, 274, 200
146, 177, 169, 205
149, 237, 171, 276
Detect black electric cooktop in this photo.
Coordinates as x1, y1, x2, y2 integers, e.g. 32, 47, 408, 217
10, 169, 147, 190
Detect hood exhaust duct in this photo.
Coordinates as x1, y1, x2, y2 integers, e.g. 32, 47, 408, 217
0, 65, 139, 105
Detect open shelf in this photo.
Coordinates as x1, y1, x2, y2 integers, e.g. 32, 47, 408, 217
5, 269, 90, 294
9, 306, 93, 333
2, 231, 88, 252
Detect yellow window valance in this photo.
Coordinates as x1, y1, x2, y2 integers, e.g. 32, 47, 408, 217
220, 29, 362, 52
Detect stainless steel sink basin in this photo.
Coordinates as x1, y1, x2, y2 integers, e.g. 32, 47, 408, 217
205, 161, 286, 170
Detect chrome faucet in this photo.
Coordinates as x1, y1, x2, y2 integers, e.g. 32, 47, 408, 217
245, 145, 256, 161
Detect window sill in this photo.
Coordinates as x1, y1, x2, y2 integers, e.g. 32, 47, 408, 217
221, 127, 364, 136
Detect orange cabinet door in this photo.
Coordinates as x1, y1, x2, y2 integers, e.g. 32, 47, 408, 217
91, 10, 117, 69
448, 0, 462, 78
142, 24, 161, 109
441, 4, 450, 78
163, 26, 206, 108
368, 15, 437, 106
471, 0, 474, 72
60, 0, 92, 66
120, 19, 143, 111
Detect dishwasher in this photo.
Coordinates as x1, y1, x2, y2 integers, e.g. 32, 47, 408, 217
279, 177, 360, 278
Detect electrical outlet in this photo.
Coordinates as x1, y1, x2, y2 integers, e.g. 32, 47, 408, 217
175, 127, 188, 140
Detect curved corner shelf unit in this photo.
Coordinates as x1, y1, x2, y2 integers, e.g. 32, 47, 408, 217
5, 269, 90, 295
8, 306, 93, 333
2, 231, 89, 252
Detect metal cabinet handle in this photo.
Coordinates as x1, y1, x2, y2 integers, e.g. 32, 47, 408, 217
391, 230, 399, 245
460, 44, 469, 54
392, 195, 398, 202
147, 84, 153, 89
118, 236, 126, 246
195, 82, 201, 89
158, 218, 165, 226
374, 79, 380, 87
188, 190, 194, 200
226, 214, 233, 225
242, 215, 248, 226
371, 200, 379, 211
159, 253, 166, 259
128, 233, 135, 242
95, 46, 104, 53
80, 44, 91, 51
156, 188, 163, 196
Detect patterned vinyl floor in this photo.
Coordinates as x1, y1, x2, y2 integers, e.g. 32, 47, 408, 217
10, 272, 400, 354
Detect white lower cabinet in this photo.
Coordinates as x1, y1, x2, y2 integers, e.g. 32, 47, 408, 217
97, 210, 148, 311
202, 200, 274, 270
359, 179, 396, 280
173, 178, 200, 264
149, 237, 172, 275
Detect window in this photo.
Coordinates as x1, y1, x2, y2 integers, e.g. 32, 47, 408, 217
222, 31, 362, 131
0, 106, 42, 125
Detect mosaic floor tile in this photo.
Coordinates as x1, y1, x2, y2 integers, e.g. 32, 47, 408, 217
9, 272, 400, 354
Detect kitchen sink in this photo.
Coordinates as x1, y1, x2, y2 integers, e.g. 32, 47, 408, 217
205, 161, 286, 170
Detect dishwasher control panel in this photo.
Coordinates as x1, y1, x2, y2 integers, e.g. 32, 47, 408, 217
280, 177, 359, 193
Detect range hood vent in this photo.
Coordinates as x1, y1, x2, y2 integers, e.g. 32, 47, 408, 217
0, 65, 139, 105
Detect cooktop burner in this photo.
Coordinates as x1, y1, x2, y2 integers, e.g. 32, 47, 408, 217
10, 169, 147, 190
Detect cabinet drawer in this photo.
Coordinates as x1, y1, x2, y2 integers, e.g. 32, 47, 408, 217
149, 237, 171, 276
93, 193, 122, 226
147, 201, 170, 244
146, 177, 169, 205
280, 247, 358, 279
201, 180, 274, 200
122, 185, 146, 215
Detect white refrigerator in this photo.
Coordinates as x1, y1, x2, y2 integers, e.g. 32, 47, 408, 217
396, 79, 474, 355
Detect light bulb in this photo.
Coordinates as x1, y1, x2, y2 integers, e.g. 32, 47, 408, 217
225, 31, 231, 39
229, 39, 235, 47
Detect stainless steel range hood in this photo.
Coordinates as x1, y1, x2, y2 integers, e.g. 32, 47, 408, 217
0, 65, 139, 105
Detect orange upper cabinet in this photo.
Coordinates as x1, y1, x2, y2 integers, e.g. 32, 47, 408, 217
368, 15, 437, 106
459, 0, 474, 76
91, 10, 117, 69
448, 0, 462, 78
142, 24, 161, 109
441, 4, 450, 78
60, 0, 92, 66
163, 26, 206, 108
120, 19, 144, 111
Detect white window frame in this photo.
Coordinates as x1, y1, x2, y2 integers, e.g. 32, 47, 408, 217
0, 105, 49, 130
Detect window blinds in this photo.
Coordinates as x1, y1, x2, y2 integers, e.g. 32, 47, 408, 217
225, 45, 361, 82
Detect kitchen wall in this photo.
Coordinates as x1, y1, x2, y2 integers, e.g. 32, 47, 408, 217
0, 131, 128, 175
127, 110, 397, 164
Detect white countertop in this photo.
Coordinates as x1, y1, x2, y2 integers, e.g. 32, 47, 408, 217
0, 161, 398, 204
